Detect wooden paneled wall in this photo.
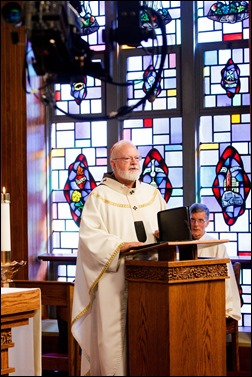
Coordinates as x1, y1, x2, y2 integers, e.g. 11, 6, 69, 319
1, 0, 47, 279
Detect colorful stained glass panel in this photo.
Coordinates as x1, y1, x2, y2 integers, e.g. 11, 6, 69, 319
202, 47, 250, 108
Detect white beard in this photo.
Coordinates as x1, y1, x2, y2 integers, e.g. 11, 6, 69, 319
117, 166, 140, 182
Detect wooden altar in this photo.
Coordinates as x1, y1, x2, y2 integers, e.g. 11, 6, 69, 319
1, 287, 41, 376
125, 253, 229, 376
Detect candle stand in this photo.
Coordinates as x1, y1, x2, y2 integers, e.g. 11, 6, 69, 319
1, 260, 26, 287
1, 187, 21, 287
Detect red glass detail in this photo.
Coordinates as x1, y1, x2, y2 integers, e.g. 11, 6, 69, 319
54, 91, 61, 101
223, 33, 243, 41
139, 148, 172, 203
212, 145, 251, 226
143, 118, 153, 127
238, 252, 252, 257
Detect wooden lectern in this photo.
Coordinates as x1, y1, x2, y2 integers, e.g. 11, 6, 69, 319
125, 240, 229, 376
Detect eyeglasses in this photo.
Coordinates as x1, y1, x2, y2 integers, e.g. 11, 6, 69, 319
112, 156, 142, 163
190, 218, 207, 225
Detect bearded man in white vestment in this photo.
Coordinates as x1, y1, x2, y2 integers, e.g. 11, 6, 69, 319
189, 203, 242, 321
71, 140, 167, 376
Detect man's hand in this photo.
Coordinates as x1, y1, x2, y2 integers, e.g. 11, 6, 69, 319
120, 242, 145, 254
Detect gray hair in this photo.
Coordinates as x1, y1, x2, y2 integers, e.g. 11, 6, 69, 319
189, 203, 210, 220
110, 140, 136, 161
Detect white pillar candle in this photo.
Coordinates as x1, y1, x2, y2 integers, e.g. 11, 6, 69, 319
1, 187, 11, 263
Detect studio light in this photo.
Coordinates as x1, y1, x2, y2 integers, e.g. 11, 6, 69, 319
1, 1, 22, 25
1, 1, 167, 121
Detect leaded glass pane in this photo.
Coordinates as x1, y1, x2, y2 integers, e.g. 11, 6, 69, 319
202, 47, 250, 108
126, 52, 178, 111
199, 114, 251, 257
141, 1, 181, 47
80, 1, 106, 51
54, 70, 103, 116
122, 116, 183, 206
196, 1, 249, 43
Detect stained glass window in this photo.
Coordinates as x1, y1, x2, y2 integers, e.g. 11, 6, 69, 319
50, 120, 108, 253
206, 1, 249, 24
198, 112, 251, 326
54, 67, 104, 116
197, 1, 250, 43
201, 46, 250, 108
198, 113, 251, 255
80, 1, 106, 51
196, 2, 251, 327
125, 50, 178, 112
140, 1, 181, 46
122, 117, 183, 207
47, 1, 250, 326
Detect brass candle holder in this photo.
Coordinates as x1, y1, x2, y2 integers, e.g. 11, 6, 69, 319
1, 251, 26, 287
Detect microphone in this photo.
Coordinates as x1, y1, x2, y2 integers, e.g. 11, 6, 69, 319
134, 221, 147, 242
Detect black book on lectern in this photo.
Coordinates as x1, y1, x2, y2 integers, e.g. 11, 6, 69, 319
157, 206, 192, 242
157, 206, 195, 260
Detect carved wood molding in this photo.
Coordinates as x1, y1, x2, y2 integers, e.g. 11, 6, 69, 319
1, 329, 13, 346
125, 263, 228, 282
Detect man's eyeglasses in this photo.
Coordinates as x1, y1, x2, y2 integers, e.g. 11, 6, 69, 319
190, 218, 207, 225
112, 156, 142, 163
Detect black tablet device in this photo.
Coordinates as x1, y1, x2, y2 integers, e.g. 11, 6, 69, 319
157, 206, 192, 242
157, 206, 195, 260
